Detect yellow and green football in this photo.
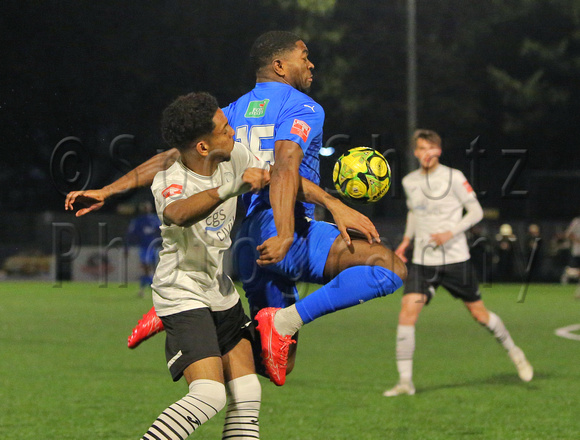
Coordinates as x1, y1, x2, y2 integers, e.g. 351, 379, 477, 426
332, 147, 391, 203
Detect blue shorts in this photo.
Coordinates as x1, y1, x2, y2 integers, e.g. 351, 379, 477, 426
233, 208, 340, 317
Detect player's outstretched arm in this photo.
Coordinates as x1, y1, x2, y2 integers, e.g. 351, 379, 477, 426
297, 177, 379, 246
165, 168, 269, 227
257, 140, 302, 266
64, 148, 180, 216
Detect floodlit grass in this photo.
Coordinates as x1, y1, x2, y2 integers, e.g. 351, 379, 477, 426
0, 281, 579, 439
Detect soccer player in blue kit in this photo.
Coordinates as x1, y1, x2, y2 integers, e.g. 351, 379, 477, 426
127, 201, 161, 297
224, 31, 407, 385
65, 31, 407, 386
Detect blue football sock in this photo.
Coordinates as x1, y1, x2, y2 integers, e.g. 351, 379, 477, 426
295, 266, 403, 324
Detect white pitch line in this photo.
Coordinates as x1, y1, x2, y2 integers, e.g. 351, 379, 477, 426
554, 324, 580, 341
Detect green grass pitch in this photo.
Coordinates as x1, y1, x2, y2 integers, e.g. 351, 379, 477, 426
1, 281, 579, 439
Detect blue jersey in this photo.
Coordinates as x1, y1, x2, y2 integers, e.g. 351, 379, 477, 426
222, 82, 325, 219
127, 213, 161, 250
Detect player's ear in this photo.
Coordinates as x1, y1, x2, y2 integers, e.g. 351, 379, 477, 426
272, 58, 285, 76
196, 140, 209, 157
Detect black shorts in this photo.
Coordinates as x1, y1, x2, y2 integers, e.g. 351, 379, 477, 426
404, 261, 481, 304
159, 300, 253, 381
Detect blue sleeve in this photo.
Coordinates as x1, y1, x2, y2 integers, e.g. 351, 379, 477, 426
275, 101, 324, 152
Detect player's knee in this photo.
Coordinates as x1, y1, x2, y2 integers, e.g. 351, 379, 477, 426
465, 301, 489, 325
468, 308, 487, 325
188, 379, 227, 414
393, 255, 407, 282
228, 374, 261, 404
472, 311, 488, 325
399, 294, 425, 324
372, 247, 407, 282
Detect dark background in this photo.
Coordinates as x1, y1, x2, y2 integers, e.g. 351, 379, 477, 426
1, 0, 579, 220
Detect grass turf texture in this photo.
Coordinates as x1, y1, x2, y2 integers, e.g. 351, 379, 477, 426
0, 281, 579, 439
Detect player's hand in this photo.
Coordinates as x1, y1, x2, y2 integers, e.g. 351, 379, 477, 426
430, 231, 453, 246
242, 168, 270, 192
327, 199, 380, 245
395, 239, 410, 263
64, 189, 108, 217
256, 235, 293, 266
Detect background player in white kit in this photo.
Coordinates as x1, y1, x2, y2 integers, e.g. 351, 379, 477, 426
564, 215, 580, 298
140, 92, 269, 439
383, 129, 533, 397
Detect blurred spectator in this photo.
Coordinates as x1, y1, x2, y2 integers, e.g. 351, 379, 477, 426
524, 223, 545, 281
127, 201, 161, 297
494, 223, 518, 282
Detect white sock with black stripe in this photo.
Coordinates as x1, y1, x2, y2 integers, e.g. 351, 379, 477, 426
485, 311, 515, 351
142, 379, 226, 440
222, 374, 261, 439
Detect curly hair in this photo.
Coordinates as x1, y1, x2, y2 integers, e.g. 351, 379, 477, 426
161, 92, 219, 151
250, 30, 302, 74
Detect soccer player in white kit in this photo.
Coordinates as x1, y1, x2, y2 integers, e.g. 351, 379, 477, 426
564, 215, 580, 297
140, 92, 269, 439
383, 129, 533, 397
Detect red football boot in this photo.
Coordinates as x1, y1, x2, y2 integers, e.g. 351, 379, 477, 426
127, 307, 165, 349
255, 307, 296, 386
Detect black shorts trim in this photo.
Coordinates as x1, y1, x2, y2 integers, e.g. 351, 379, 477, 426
159, 300, 253, 381
403, 261, 481, 304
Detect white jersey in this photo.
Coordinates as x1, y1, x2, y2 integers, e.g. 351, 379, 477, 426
403, 164, 478, 266
566, 217, 580, 257
151, 142, 266, 316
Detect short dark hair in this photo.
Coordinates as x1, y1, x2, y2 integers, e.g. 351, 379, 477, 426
161, 92, 219, 151
250, 31, 302, 73
412, 129, 442, 148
